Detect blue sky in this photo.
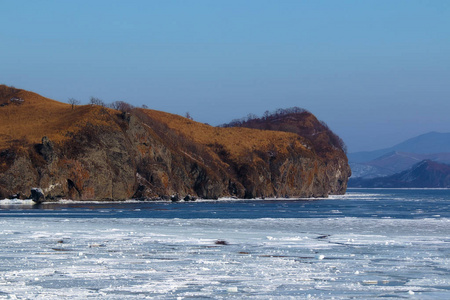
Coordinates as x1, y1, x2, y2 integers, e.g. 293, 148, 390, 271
1, 1, 449, 152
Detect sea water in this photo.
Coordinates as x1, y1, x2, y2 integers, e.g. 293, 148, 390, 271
0, 189, 449, 299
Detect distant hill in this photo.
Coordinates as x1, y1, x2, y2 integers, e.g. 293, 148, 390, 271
350, 151, 450, 178
349, 132, 450, 163
348, 160, 450, 188
0, 85, 350, 201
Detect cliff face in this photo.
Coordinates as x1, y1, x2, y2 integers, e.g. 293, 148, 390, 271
0, 86, 350, 200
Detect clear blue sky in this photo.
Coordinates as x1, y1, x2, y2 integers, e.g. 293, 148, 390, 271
1, 1, 449, 152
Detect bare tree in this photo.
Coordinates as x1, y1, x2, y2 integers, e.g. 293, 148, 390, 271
68, 98, 80, 110
89, 97, 105, 107
246, 113, 258, 121
185, 112, 193, 120
109, 100, 134, 113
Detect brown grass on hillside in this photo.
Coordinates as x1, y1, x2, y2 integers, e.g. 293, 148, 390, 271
138, 108, 311, 161
221, 107, 347, 156
0, 85, 312, 163
0, 85, 121, 149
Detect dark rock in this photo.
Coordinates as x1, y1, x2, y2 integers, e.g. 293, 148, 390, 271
39, 136, 56, 162
184, 195, 197, 201
316, 235, 330, 239
215, 240, 229, 245
30, 188, 45, 203
8, 192, 26, 199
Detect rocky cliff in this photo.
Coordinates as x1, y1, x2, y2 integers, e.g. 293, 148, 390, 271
0, 85, 350, 201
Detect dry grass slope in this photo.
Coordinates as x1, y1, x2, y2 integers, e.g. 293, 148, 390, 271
0, 84, 314, 172
0, 85, 120, 149
140, 109, 311, 161
1, 85, 311, 161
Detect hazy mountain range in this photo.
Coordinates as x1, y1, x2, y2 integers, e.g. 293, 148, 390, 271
349, 132, 450, 163
348, 132, 450, 188
349, 160, 450, 188
349, 132, 450, 178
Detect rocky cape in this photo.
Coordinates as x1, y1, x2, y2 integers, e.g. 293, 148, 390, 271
0, 85, 350, 201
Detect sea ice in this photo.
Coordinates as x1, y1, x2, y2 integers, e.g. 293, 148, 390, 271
0, 217, 448, 298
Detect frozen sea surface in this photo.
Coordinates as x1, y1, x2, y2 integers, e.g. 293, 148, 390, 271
0, 189, 449, 299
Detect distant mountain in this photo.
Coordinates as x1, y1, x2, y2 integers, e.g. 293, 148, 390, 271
349, 163, 389, 179
350, 151, 450, 178
349, 132, 450, 163
348, 160, 450, 188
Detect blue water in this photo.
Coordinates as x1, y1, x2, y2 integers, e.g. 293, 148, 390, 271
1, 189, 449, 219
